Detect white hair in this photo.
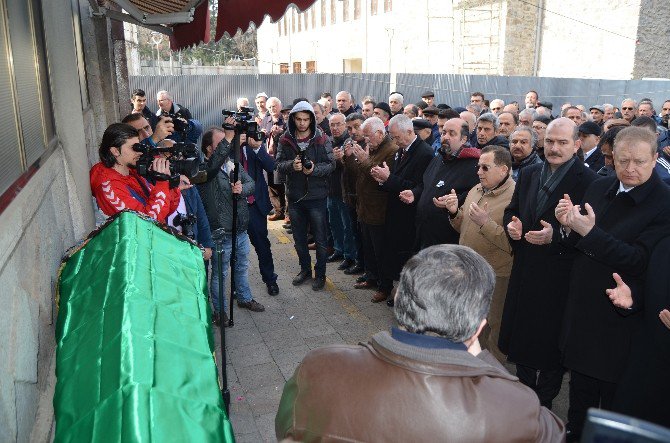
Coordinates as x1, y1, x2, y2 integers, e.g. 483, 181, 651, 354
388, 114, 413, 132
157, 90, 172, 100
237, 97, 249, 108
389, 92, 404, 104
361, 116, 385, 134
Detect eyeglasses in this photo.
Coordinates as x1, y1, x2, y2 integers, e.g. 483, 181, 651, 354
477, 164, 496, 172
621, 107, 635, 111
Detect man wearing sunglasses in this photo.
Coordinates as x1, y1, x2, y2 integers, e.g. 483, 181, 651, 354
620, 98, 638, 123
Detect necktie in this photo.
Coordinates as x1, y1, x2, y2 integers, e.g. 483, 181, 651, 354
240, 146, 255, 204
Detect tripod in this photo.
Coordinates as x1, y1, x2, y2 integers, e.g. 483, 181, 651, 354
216, 127, 243, 415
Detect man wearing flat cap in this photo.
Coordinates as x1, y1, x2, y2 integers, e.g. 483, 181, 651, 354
421, 90, 435, 107
374, 102, 392, 126
412, 118, 436, 147
422, 106, 442, 152
589, 105, 605, 127
578, 121, 604, 172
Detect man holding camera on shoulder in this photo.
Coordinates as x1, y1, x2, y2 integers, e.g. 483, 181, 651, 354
90, 123, 181, 224
276, 101, 335, 291
198, 118, 265, 325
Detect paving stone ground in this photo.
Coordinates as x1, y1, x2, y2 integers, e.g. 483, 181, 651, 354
213, 219, 568, 442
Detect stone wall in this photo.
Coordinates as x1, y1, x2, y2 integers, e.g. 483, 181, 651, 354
632, 0, 670, 79
502, 0, 540, 76
537, 0, 641, 79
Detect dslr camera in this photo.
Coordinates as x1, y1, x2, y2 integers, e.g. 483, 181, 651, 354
221, 106, 265, 142
298, 146, 313, 170
133, 141, 200, 188
159, 109, 190, 134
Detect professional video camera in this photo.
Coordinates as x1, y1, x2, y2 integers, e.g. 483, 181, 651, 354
172, 212, 197, 239
133, 142, 200, 188
221, 106, 264, 141
159, 109, 191, 134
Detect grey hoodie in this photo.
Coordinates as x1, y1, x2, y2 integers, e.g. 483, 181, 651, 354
275, 101, 335, 202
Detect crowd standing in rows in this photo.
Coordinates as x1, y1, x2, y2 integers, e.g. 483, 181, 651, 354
90, 87, 670, 441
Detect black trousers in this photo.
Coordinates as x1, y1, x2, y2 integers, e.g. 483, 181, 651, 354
247, 203, 277, 284
360, 222, 386, 282
516, 364, 565, 409
567, 370, 617, 440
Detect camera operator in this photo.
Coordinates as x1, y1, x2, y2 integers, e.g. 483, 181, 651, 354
261, 97, 288, 221
276, 101, 335, 291
198, 120, 266, 324
123, 113, 214, 260
90, 123, 180, 223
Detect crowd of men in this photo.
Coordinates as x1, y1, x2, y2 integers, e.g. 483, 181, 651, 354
89, 86, 670, 440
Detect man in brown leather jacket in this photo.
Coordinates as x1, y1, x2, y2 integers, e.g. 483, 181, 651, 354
275, 245, 566, 442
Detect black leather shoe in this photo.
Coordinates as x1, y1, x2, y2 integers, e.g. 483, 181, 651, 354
327, 252, 343, 263
356, 275, 368, 283
337, 259, 355, 270
285, 228, 292, 235
266, 282, 279, 296
386, 298, 395, 307
292, 270, 312, 286
237, 299, 266, 312
343, 262, 364, 275
312, 276, 326, 291
282, 222, 291, 229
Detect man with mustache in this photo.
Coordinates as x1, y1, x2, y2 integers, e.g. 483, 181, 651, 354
509, 127, 542, 181
500, 118, 598, 411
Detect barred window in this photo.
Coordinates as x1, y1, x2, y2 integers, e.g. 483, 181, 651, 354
354, 0, 361, 19
384, 0, 392, 12
371, 0, 378, 15
293, 61, 302, 73
306, 61, 317, 73
0, 0, 56, 203
343, 0, 349, 21
321, 0, 326, 26
331, 0, 336, 25
280, 63, 289, 74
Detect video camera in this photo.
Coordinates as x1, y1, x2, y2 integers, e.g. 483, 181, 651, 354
133, 142, 200, 188
159, 109, 190, 134
221, 107, 264, 142
172, 212, 198, 239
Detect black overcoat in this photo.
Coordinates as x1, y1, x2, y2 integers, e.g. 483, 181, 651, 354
380, 137, 434, 277
561, 171, 670, 383
499, 160, 597, 370
612, 236, 670, 428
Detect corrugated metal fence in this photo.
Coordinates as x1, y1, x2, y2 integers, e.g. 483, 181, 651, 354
129, 73, 670, 128
128, 74, 390, 128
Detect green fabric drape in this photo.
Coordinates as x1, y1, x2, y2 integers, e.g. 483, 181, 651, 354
54, 211, 234, 442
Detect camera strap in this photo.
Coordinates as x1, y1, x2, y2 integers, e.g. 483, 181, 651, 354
132, 174, 151, 202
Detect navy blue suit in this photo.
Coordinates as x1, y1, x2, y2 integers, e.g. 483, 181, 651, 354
181, 187, 214, 249
243, 143, 278, 284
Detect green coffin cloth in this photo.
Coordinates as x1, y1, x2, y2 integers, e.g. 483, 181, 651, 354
54, 211, 234, 442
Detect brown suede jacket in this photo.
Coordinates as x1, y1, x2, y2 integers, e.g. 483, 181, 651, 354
276, 331, 565, 442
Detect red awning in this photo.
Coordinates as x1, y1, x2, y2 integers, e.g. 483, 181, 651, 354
214, 0, 318, 41
170, 2, 211, 51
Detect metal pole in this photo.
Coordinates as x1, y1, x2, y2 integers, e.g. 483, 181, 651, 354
216, 244, 230, 414
228, 130, 241, 327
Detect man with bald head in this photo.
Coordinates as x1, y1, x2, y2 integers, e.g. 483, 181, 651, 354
500, 118, 598, 411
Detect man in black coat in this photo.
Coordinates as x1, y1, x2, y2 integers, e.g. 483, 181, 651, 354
555, 126, 670, 440
500, 118, 598, 410
403, 118, 480, 249
369, 114, 433, 303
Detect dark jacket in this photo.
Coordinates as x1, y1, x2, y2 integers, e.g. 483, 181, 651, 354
613, 236, 670, 428
414, 147, 481, 248
477, 134, 510, 150
181, 188, 214, 248
584, 148, 605, 172
511, 151, 542, 181
141, 106, 158, 130
243, 143, 275, 216
275, 101, 335, 203
276, 331, 565, 442
561, 171, 670, 383
349, 136, 398, 225
341, 137, 365, 207
381, 136, 434, 276
197, 139, 255, 234
328, 133, 348, 199
499, 160, 598, 370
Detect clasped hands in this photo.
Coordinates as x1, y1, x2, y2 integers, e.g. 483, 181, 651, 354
555, 194, 596, 236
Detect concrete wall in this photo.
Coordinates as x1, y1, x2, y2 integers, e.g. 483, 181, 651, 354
632, 0, 670, 79
538, 0, 641, 79
0, 0, 117, 440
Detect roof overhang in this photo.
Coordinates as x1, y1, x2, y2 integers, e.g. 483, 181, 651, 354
88, 0, 319, 50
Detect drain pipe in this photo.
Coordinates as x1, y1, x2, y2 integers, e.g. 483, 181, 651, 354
532, 0, 544, 77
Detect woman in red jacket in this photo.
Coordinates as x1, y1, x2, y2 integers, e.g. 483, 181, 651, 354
90, 123, 179, 223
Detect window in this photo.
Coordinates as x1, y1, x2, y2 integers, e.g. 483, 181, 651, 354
292, 12, 296, 33
280, 63, 289, 74
331, 0, 336, 24
343, 0, 349, 21
305, 10, 309, 30
283, 16, 288, 35
306, 61, 317, 73
0, 0, 56, 203
384, 0, 392, 12
354, 0, 361, 19
297, 10, 302, 32
293, 61, 302, 73
312, 6, 316, 27
321, 0, 326, 26
277, 21, 282, 36
371, 0, 378, 15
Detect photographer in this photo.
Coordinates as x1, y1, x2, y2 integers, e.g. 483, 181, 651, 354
276, 101, 335, 291
198, 121, 265, 323
90, 123, 180, 223
123, 113, 213, 260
